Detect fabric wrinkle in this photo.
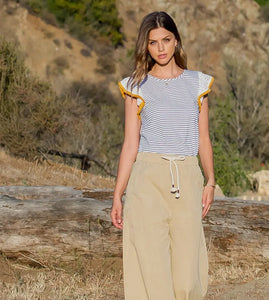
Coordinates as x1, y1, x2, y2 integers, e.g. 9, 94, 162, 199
123, 152, 208, 300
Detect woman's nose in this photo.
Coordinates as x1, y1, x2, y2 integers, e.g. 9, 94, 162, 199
158, 42, 164, 51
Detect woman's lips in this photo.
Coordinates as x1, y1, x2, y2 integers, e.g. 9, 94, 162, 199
158, 54, 167, 59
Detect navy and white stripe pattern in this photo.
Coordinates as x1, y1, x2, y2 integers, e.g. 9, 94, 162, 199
119, 69, 214, 156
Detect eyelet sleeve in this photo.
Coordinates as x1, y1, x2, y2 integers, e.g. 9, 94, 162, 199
118, 77, 145, 120
197, 72, 214, 112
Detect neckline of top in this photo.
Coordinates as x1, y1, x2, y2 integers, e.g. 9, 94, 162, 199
147, 69, 186, 81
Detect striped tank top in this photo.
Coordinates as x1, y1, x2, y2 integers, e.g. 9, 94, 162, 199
118, 69, 214, 156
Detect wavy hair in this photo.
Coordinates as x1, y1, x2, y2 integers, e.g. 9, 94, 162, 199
130, 11, 187, 89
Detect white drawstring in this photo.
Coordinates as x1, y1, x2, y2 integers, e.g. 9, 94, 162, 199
161, 155, 185, 199
169, 160, 177, 193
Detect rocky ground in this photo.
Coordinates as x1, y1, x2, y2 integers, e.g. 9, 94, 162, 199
0, 184, 268, 299
0, 150, 268, 299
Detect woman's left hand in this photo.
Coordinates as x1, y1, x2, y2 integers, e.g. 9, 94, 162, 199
202, 186, 214, 218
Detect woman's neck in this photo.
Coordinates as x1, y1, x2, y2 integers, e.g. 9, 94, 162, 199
149, 59, 184, 79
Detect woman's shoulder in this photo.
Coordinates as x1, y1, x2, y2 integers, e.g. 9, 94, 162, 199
119, 76, 144, 90
118, 75, 146, 96
119, 76, 136, 92
119, 76, 131, 88
118, 76, 145, 103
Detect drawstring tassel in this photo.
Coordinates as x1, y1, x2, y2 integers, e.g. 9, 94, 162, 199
169, 160, 177, 193
174, 160, 180, 198
161, 155, 185, 199
170, 184, 177, 193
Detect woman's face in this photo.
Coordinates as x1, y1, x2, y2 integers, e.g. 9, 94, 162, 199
147, 27, 177, 66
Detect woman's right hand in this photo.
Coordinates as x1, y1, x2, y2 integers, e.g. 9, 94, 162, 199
110, 93, 141, 230
110, 200, 123, 229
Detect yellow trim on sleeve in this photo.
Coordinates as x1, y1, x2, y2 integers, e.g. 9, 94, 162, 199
197, 76, 214, 112
118, 81, 145, 120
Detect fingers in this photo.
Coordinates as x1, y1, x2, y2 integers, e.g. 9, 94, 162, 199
202, 202, 211, 218
202, 188, 214, 219
110, 203, 123, 229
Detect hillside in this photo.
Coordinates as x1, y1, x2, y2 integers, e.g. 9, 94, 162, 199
0, 1, 104, 95
0, 3, 268, 298
0, 0, 268, 97
117, 0, 268, 94
0, 0, 268, 196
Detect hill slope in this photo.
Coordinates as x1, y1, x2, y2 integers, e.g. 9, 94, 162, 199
0, 1, 105, 94
0, 0, 268, 97
117, 0, 268, 93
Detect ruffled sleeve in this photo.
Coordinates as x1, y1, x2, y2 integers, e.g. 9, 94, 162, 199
118, 77, 145, 120
197, 72, 214, 112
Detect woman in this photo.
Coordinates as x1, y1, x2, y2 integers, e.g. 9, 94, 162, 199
111, 11, 215, 300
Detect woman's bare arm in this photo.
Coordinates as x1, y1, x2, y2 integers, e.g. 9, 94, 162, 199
198, 95, 215, 218
111, 95, 141, 229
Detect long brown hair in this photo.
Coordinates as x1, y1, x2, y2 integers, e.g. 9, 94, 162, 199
130, 11, 187, 89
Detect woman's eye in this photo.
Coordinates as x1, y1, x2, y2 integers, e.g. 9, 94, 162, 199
149, 41, 156, 45
164, 38, 170, 42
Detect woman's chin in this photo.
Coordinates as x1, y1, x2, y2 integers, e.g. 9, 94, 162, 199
155, 59, 171, 66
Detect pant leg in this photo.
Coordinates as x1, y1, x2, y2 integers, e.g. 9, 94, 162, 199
169, 161, 208, 300
123, 215, 148, 300
123, 157, 175, 300
123, 153, 208, 300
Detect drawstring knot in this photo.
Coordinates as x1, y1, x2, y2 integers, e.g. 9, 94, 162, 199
161, 155, 185, 199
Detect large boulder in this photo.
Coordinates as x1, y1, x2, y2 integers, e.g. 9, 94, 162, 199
252, 170, 269, 196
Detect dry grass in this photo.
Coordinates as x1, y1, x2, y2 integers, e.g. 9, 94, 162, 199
209, 262, 266, 284
0, 150, 121, 299
207, 239, 267, 285
0, 150, 115, 189
0, 244, 268, 300
0, 253, 124, 300
0, 150, 268, 299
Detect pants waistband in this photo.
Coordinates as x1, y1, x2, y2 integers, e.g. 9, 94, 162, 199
135, 152, 198, 165
135, 152, 199, 199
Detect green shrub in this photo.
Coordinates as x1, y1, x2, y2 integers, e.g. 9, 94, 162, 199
25, 0, 43, 13
222, 57, 269, 163
96, 104, 124, 172
209, 56, 269, 194
212, 141, 250, 196
0, 38, 123, 175
0, 38, 63, 158
260, 3, 269, 21
84, 0, 123, 46
19, 0, 124, 46
209, 94, 250, 196
53, 56, 69, 74
255, 0, 269, 6
56, 80, 123, 174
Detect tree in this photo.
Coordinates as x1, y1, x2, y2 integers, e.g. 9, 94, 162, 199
221, 56, 269, 162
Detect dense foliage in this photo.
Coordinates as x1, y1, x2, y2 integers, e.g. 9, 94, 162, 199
0, 38, 62, 156
210, 94, 251, 196
19, 0, 123, 46
209, 56, 269, 195
221, 57, 269, 163
255, 0, 269, 5
0, 38, 123, 173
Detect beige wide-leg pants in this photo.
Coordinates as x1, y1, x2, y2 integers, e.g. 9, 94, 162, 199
123, 152, 208, 300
